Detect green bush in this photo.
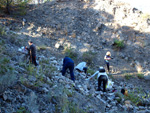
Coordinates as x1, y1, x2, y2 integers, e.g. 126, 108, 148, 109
124, 74, 134, 80
37, 45, 47, 51
137, 73, 144, 79
87, 67, 95, 75
63, 47, 78, 60
0, 57, 13, 75
0, 25, 6, 36
113, 40, 124, 49
25, 64, 36, 75
82, 51, 96, 65
17, 107, 29, 113
42, 64, 57, 78
124, 92, 141, 105
0, 74, 16, 94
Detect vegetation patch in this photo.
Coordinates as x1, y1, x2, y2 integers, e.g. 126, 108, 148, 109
137, 73, 144, 79
87, 67, 95, 75
124, 73, 134, 80
113, 40, 124, 50
124, 91, 141, 105
17, 106, 29, 113
82, 51, 97, 66
63, 47, 78, 61
37, 45, 47, 51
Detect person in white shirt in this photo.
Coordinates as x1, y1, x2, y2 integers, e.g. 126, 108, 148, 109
87, 67, 108, 92
75, 62, 88, 74
104, 51, 113, 73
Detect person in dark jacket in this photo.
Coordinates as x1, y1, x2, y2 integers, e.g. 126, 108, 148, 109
62, 56, 75, 81
26, 40, 38, 66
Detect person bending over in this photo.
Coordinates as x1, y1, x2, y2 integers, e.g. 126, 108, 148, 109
75, 62, 88, 74
87, 67, 108, 92
62, 56, 75, 82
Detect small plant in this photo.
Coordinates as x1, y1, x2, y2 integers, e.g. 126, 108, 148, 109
43, 65, 57, 78
0, 25, 6, 36
124, 92, 141, 105
41, 59, 49, 64
124, 73, 134, 80
17, 106, 29, 113
137, 73, 144, 79
63, 47, 78, 60
25, 64, 35, 75
64, 88, 74, 97
37, 45, 47, 51
0, 57, 13, 75
82, 51, 96, 65
87, 67, 95, 75
69, 102, 87, 113
113, 40, 124, 50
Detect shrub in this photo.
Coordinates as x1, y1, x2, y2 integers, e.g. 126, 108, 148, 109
137, 73, 144, 79
37, 45, 47, 51
0, 74, 16, 94
0, 25, 6, 36
0, 57, 13, 75
17, 107, 29, 113
113, 40, 124, 50
124, 74, 134, 80
63, 47, 78, 60
25, 64, 36, 75
124, 92, 141, 105
82, 51, 96, 65
42, 64, 57, 78
87, 67, 95, 75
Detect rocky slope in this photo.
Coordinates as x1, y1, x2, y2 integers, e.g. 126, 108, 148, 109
0, 0, 150, 113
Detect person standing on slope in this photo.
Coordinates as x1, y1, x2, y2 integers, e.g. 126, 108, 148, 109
26, 40, 38, 66
104, 51, 113, 73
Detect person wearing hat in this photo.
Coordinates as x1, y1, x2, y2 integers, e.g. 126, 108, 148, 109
26, 40, 38, 66
87, 67, 108, 92
104, 51, 113, 73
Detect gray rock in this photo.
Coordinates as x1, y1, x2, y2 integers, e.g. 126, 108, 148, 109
110, 101, 116, 106
3, 93, 7, 101
139, 106, 146, 110
42, 87, 49, 93
144, 72, 150, 80
136, 110, 150, 113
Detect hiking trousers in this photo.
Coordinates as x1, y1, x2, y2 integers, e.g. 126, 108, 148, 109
30, 55, 38, 66
98, 75, 108, 92
62, 62, 75, 81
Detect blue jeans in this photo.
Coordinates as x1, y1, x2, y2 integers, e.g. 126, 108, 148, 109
62, 62, 75, 81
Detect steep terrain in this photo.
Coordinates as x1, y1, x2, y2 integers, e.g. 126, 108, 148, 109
0, 0, 150, 113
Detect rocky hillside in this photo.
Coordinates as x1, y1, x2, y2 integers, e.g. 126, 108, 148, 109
0, 0, 150, 113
